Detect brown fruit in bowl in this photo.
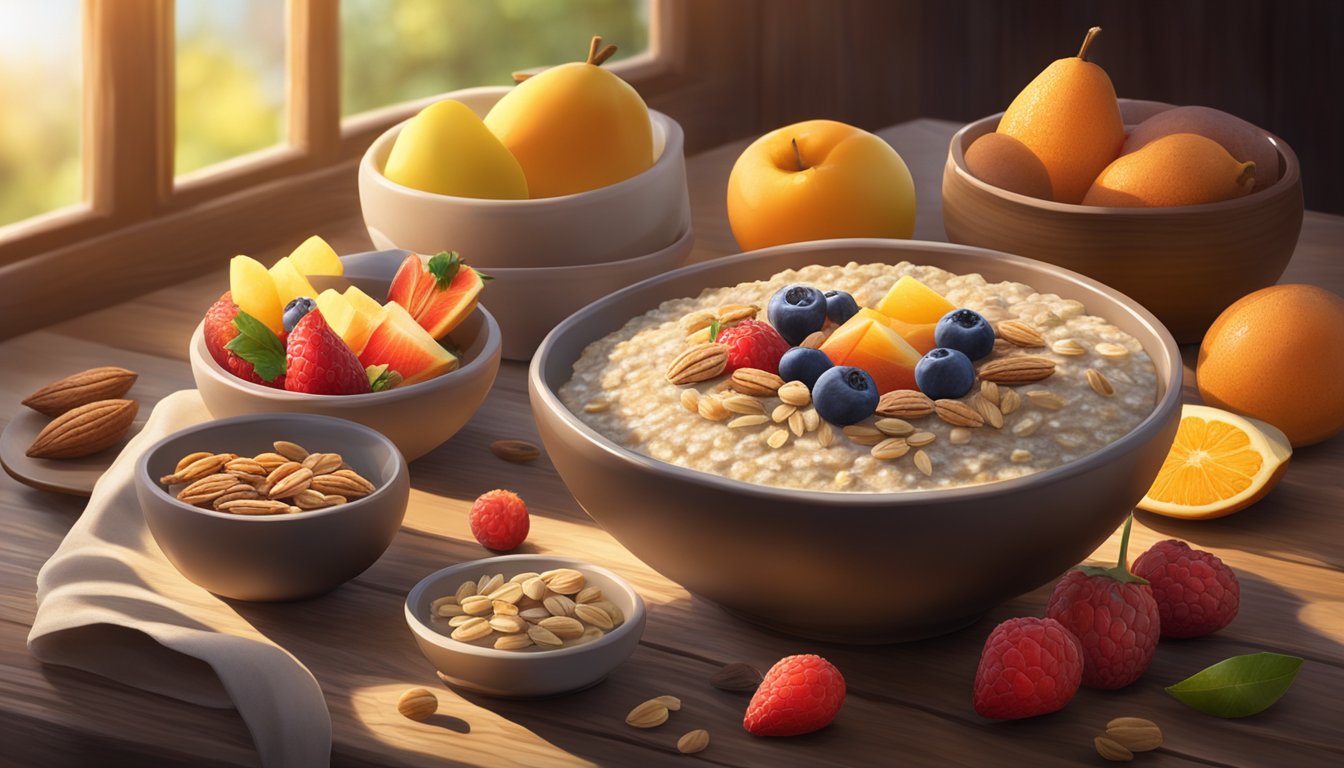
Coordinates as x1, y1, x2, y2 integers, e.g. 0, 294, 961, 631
964, 133, 1053, 200
1123, 105, 1280, 189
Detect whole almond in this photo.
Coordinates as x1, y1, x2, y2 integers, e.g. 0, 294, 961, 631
451, 617, 493, 642
267, 466, 313, 499
459, 595, 493, 615
293, 489, 338, 510
217, 499, 291, 516
876, 389, 934, 419
225, 457, 266, 477
677, 729, 710, 755
666, 343, 728, 385
301, 452, 343, 475
489, 614, 528, 634
574, 603, 614, 630
575, 585, 603, 604
26, 399, 138, 459
175, 451, 212, 473
710, 662, 763, 691
311, 469, 375, 498
251, 452, 290, 473
978, 356, 1056, 384
652, 695, 682, 711
272, 441, 309, 461
731, 367, 785, 396
490, 439, 541, 464
212, 484, 262, 508
544, 569, 585, 595
1105, 718, 1162, 752
1086, 368, 1115, 396
777, 380, 812, 406
527, 624, 564, 647
874, 417, 915, 437
544, 594, 576, 617
717, 303, 759, 324
494, 633, 534, 650
625, 699, 670, 728
934, 399, 985, 428
397, 688, 437, 721
538, 616, 585, 639
488, 582, 524, 604
176, 473, 238, 506
22, 367, 138, 417
1094, 735, 1133, 762
163, 452, 234, 484
522, 577, 549, 601
997, 320, 1045, 347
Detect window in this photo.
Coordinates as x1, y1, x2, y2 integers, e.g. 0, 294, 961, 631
0, 0, 82, 228
175, 0, 287, 176
340, 0, 651, 117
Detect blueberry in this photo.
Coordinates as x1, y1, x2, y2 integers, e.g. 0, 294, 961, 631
283, 296, 317, 333
914, 348, 976, 399
767, 284, 828, 345
778, 347, 834, 388
934, 309, 996, 361
823, 290, 860, 325
812, 366, 879, 426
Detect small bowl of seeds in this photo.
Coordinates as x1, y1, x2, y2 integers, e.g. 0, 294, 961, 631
134, 412, 409, 601
404, 554, 647, 697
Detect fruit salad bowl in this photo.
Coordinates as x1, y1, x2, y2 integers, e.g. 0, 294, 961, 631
358, 86, 690, 270
942, 98, 1304, 343
528, 239, 1183, 643
190, 252, 501, 461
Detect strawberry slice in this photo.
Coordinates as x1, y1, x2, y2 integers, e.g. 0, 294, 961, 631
227, 307, 371, 396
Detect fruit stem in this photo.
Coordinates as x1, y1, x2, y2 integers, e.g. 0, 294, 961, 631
587, 35, 619, 66
1074, 513, 1149, 584
1077, 26, 1102, 60
792, 138, 806, 172
1116, 513, 1134, 571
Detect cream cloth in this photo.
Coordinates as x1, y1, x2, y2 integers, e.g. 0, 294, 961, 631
28, 390, 331, 767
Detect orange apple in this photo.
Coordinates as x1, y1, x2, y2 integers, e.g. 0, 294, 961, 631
726, 119, 916, 251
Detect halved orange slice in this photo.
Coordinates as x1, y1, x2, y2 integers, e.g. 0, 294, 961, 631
1138, 404, 1292, 519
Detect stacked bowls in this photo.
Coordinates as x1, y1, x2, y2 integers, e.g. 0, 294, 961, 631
359, 86, 694, 360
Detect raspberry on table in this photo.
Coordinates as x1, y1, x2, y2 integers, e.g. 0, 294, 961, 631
743, 654, 846, 737
973, 616, 1083, 720
1132, 539, 1240, 638
468, 489, 530, 552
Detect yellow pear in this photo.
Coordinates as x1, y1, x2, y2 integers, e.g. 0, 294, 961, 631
383, 99, 528, 199
997, 27, 1125, 204
485, 36, 653, 198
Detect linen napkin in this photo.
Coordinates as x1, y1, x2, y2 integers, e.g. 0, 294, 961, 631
28, 389, 331, 768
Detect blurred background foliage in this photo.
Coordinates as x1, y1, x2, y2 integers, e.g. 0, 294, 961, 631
0, 0, 649, 227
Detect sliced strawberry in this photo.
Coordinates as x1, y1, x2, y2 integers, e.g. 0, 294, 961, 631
283, 310, 371, 395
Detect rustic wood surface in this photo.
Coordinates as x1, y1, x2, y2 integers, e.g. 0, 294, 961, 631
1, 119, 1342, 767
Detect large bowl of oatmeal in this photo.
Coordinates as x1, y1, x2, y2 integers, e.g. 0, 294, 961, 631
529, 239, 1182, 642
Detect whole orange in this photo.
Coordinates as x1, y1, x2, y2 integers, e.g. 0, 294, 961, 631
1197, 284, 1344, 447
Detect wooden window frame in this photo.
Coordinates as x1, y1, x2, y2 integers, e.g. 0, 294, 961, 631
0, 0, 757, 339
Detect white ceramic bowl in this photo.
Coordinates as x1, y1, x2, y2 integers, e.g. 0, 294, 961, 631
404, 555, 646, 697
189, 258, 502, 462
358, 86, 690, 269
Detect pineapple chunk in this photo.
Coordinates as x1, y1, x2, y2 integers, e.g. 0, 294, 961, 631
288, 235, 343, 277
230, 255, 283, 333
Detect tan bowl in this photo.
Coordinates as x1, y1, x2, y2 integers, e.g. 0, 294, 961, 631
358, 86, 690, 270
404, 555, 646, 697
135, 412, 410, 601
189, 256, 501, 462
529, 239, 1183, 642
942, 98, 1304, 343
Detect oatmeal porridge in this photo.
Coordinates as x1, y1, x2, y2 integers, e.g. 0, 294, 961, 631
558, 262, 1158, 492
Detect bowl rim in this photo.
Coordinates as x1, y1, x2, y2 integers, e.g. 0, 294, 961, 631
530, 237, 1184, 507
190, 301, 501, 403
404, 554, 647, 661
480, 224, 695, 275
360, 87, 685, 209
947, 97, 1302, 215
135, 411, 406, 523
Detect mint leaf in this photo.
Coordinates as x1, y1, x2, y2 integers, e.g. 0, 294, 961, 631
709, 319, 722, 343
225, 310, 287, 382
1166, 652, 1303, 718
427, 251, 461, 290
366, 364, 402, 392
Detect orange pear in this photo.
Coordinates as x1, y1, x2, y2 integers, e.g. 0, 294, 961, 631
997, 27, 1124, 204
1083, 133, 1255, 208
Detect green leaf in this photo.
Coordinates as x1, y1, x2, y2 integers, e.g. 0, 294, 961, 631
1166, 652, 1303, 718
225, 310, 287, 382
366, 364, 402, 392
427, 251, 461, 290
709, 319, 722, 343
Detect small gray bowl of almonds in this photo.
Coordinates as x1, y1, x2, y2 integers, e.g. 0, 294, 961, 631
405, 554, 646, 697
134, 412, 409, 601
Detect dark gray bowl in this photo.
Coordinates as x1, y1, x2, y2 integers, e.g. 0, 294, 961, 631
135, 412, 410, 601
528, 239, 1182, 642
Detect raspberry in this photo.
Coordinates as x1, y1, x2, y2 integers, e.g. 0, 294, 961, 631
972, 617, 1083, 720
1132, 539, 1240, 639
717, 319, 790, 374
743, 654, 845, 737
468, 490, 529, 552
1045, 516, 1160, 689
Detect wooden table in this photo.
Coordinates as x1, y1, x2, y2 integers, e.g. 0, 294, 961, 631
2, 119, 1342, 767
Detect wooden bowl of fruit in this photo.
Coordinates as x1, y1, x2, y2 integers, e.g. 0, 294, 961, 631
189, 237, 501, 461
941, 27, 1303, 343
